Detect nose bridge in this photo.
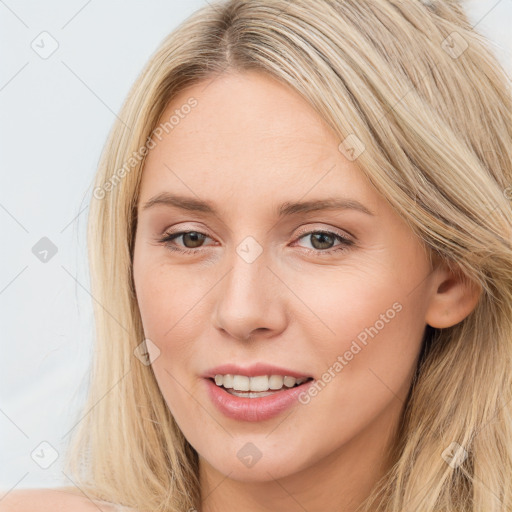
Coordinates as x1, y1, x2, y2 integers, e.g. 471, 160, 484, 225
213, 236, 284, 340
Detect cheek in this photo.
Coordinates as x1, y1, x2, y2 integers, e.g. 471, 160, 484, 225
133, 257, 205, 414
292, 264, 426, 410
133, 253, 203, 341
133, 255, 214, 402
282, 262, 408, 351
310, 306, 423, 453
134, 266, 169, 340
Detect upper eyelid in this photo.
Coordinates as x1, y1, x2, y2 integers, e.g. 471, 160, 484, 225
161, 226, 354, 246
160, 230, 354, 260
294, 225, 353, 240
161, 224, 353, 238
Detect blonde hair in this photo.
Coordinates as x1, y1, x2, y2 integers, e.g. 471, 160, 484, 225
62, 1, 512, 511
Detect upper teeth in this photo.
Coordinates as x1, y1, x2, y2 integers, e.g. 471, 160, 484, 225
214, 374, 309, 391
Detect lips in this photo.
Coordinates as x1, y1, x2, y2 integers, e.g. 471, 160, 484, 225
204, 376, 315, 422
202, 362, 313, 380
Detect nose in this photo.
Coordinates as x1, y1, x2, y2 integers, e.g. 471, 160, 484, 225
212, 247, 287, 342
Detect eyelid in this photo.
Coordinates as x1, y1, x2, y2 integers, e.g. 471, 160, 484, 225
157, 222, 355, 257
159, 222, 354, 242
293, 224, 354, 242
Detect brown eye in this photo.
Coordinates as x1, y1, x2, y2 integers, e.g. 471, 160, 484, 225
179, 231, 207, 248
159, 230, 212, 253
309, 232, 336, 250
294, 229, 354, 256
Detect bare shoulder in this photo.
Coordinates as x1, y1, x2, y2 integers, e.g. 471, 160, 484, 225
0, 487, 121, 512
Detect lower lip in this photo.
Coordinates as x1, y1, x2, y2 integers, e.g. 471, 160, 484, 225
204, 377, 314, 422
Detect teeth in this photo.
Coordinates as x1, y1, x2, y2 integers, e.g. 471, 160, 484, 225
213, 374, 309, 392
248, 375, 269, 391
283, 376, 296, 388
233, 375, 250, 391
223, 374, 234, 389
269, 375, 284, 390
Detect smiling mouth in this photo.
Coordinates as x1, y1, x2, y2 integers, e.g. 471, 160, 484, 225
208, 376, 314, 398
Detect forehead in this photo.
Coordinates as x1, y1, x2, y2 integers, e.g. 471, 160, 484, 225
156, 71, 337, 156
138, 70, 376, 212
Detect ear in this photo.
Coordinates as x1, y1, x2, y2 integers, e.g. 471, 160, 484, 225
425, 259, 482, 329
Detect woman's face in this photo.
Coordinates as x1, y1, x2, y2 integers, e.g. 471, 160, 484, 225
132, 70, 444, 485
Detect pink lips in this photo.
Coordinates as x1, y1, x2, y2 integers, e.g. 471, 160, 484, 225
204, 378, 314, 422
202, 363, 315, 422
202, 363, 314, 421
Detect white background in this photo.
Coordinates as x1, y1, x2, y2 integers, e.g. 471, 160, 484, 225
1, 0, 511, 492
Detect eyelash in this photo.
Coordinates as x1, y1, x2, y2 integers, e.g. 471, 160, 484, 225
157, 228, 354, 257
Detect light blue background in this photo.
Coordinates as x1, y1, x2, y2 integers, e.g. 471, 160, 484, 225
0, 0, 510, 492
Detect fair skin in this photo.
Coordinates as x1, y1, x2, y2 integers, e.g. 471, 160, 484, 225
0, 488, 120, 511
130, 70, 480, 512
1, 71, 480, 512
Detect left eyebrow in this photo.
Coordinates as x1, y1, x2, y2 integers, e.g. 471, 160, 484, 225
141, 192, 375, 217
277, 198, 375, 217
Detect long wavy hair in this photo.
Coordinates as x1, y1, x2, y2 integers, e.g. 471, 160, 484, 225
61, 1, 512, 510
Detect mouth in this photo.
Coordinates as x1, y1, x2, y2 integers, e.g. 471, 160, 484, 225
208, 375, 315, 399
204, 373, 316, 421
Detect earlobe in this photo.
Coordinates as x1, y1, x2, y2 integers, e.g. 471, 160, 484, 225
425, 263, 482, 329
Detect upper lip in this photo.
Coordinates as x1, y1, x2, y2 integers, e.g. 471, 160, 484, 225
202, 363, 313, 379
